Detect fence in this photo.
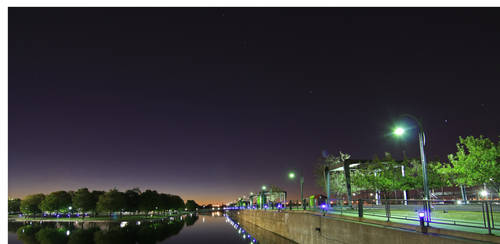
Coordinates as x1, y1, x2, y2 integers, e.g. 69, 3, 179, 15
321, 199, 499, 235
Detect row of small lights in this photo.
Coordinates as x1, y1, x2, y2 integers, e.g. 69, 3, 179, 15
224, 214, 257, 244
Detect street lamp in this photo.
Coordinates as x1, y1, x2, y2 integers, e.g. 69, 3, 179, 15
260, 185, 266, 209
288, 171, 304, 209
393, 114, 430, 225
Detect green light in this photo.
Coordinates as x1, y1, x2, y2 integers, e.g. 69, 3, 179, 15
394, 127, 405, 136
288, 172, 295, 179
262, 185, 266, 190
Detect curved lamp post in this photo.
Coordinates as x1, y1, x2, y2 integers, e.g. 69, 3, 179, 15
393, 114, 430, 225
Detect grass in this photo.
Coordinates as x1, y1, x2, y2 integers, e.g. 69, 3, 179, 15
9, 213, 188, 222
272, 206, 500, 236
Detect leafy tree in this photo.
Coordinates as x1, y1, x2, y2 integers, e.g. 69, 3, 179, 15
314, 154, 361, 200
445, 135, 500, 194
185, 200, 200, 211
124, 188, 141, 214
72, 188, 94, 218
170, 195, 185, 211
8, 198, 21, 214
139, 190, 160, 215
39, 191, 72, 215
403, 158, 450, 193
20, 194, 45, 217
352, 153, 405, 199
268, 185, 284, 192
91, 190, 105, 216
158, 193, 173, 215
96, 189, 126, 217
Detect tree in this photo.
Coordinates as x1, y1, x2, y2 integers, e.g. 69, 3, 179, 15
352, 153, 405, 200
185, 200, 199, 211
20, 194, 45, 217
403, 158, 450, 193
268, 185, 284, 192
314, 153, 361, 200
158, 193, 172, 215
91, 190, 105, 216
139, 190, 159, 215
170, 195, 185, 211
96, 189, 126, 217
124, 188, 141, 214
445, 135, 500, 194
8, 198, 21, 214
39, 191, 72, 215
72, 188, 94, 218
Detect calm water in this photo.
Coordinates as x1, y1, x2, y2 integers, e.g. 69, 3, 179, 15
8, 212, 295, 244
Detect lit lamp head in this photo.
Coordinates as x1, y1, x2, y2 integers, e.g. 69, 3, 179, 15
418, 212, 425, 218
262, 186, 266, 190
480, 190, 488, 197
288, 172, 295, 179
394, 127, 405, 136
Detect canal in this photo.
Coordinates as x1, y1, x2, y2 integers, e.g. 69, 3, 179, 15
8, 211, 295, 244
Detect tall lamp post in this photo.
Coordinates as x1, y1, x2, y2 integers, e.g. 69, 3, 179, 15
288, 171, 304, 209
393, 114, 430, 225
261, 185, 267, 209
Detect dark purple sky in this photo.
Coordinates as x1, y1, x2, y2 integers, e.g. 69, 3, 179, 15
8, 8, 500, 204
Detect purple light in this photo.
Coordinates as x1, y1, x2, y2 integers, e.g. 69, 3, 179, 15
418, 212, 425, 218
321, 204, 327, 209
264, 205, 268, 208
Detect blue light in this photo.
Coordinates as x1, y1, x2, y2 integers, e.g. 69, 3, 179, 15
418, 212, 425, 218
321, 204, 327, 209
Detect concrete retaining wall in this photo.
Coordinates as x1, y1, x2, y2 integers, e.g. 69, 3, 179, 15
230, 210, 496, 244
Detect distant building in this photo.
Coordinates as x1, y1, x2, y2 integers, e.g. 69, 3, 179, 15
248, 190, 287, 207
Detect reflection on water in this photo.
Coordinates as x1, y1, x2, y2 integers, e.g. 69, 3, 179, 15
9, 212, 294, 244
9, 214, 192, 244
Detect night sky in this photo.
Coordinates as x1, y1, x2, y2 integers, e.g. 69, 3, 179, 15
8, 8, 500, 204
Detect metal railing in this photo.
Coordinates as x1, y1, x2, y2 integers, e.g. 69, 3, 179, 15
323, 199, 499, 235
231, 199, 499, 235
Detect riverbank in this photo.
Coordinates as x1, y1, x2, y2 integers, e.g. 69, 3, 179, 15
230, 210, 500, 244
8, 212, 193, 222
